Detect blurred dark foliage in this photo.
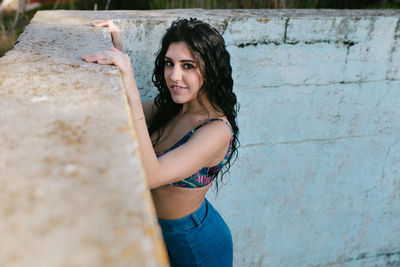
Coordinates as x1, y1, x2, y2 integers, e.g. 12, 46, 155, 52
74, 0, 150, 10
291, 0, 400, 8
73, 0, 400, 10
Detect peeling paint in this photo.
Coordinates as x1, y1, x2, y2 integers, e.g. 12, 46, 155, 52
235, 38, 357, 48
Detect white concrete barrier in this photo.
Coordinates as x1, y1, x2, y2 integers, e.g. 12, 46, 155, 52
0, 10, 168, 267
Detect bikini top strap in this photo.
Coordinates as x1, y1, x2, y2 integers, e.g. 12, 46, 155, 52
193, 118, 233, 135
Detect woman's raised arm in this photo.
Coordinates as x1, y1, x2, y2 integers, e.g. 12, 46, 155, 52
82, 47, 159, 186
92, 20, 124, 52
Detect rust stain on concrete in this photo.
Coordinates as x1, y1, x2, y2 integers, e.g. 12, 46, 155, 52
118, 125, 131, 132
257, 18, 271, 23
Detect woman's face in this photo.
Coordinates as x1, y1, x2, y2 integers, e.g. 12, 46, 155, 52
164, 42, 204, 104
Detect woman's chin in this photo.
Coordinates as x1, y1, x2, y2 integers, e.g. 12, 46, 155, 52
171, 97, 186, 104
170, 93, 189, 104
170, 90, 199, 105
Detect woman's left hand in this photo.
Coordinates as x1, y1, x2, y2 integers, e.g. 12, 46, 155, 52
82, 47, 132, 75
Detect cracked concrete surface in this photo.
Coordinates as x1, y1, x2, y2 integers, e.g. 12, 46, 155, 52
240, 133, 381, 148
381, 136, 400, 180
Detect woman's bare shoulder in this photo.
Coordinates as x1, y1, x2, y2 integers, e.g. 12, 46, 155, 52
192, 117, 232, 145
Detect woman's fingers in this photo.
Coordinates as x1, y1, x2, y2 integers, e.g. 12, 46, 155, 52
92, 20, 113, 28
82, 49, 132, 75
83, 56, 110, 65
92, 20, 119, 32
96, 58, 110, 64
82, 52, 104, 60
82, 51, 108, 63
82, 49, 122, 65
81, 54, 97, 62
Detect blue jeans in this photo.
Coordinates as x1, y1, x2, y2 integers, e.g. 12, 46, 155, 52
158, 199, 233, 267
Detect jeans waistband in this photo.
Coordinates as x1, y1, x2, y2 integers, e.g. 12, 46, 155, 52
158, 198, 209, 232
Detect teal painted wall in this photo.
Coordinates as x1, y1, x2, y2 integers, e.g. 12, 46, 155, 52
118, 10, 400, 266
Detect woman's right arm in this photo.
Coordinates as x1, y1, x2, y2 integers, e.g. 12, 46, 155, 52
92, 21, 157, 124
92, 20, 124, 52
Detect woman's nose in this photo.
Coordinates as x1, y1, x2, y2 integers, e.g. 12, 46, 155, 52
170, 66, 182, 82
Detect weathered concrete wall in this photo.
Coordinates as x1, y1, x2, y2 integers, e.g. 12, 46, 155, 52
217, 11, 400, 266
0, 11, 168, 267
2, 9, 400, 267
111, 9, 400, 266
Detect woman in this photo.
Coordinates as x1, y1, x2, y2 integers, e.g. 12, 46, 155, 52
82, 18, 239, 266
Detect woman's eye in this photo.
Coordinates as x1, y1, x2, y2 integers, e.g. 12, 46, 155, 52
183, 64, 194, 69
165, 61, 173, 67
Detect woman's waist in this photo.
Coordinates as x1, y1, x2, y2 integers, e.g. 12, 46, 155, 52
157, 198, 208, 229
151, 185, 208, 220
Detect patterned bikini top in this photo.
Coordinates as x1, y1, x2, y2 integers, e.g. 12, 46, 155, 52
155, 119, 233, 188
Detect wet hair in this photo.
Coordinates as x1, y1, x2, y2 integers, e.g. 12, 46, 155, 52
149, 18, 239, 190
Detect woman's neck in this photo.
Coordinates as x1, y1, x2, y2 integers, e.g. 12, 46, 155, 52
180, 93, 212, 117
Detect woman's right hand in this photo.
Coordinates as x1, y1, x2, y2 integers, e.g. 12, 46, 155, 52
92, 20, 124, 52
82, 47, 139, 103
82, 47, 132, 75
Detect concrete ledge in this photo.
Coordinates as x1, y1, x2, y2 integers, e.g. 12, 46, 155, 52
0, 11, 168, 267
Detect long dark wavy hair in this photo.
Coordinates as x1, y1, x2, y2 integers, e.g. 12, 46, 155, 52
149, 18, 239, 190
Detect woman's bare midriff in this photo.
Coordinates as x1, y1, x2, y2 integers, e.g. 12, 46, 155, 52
151, 183, 212, 220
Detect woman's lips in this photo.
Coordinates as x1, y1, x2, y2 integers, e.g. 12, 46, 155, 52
171, 85, 187, 92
